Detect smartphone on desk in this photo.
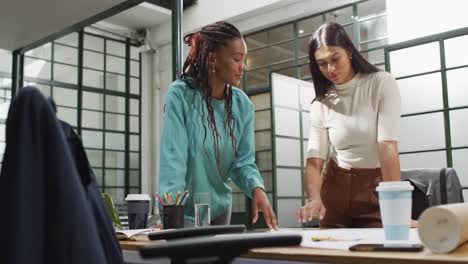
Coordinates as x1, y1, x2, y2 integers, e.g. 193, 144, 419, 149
349, 243, 424, 252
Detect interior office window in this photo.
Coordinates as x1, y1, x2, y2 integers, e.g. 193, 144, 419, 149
19, 31, 142, 204
0, 49, 12, 169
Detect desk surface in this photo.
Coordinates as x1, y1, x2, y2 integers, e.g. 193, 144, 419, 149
119, 235, 468, 264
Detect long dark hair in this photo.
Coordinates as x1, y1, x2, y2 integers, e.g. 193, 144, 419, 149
309, 22, 380, 100
181, 21, 241, 176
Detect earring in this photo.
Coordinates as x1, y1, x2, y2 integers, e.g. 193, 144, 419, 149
212, 65, 216, 73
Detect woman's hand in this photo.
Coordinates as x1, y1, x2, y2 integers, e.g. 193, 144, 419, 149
297, 199, 326, 223
252, 187, 278, 230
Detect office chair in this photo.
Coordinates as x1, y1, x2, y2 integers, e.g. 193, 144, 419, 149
401, 168, 464, 220
0, 87, 122, 264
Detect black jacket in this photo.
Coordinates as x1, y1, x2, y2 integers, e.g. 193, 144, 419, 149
0, 86, 122, 264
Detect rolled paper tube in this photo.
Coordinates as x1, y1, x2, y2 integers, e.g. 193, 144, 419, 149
418, 203, 468, 253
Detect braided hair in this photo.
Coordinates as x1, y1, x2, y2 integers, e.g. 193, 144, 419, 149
181, 21, 241, 176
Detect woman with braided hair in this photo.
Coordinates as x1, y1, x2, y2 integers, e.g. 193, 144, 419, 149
159, 21, 278, 229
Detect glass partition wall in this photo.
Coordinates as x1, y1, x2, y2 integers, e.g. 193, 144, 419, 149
21, 30, 142, 204
385, 28, 468, 200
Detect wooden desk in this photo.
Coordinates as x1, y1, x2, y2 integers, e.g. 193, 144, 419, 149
120, 237, 468, 264
246, 243, 468, 264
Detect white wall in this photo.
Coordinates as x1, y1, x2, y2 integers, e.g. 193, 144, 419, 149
387, 0, 468, 44
142, 0, 357, 194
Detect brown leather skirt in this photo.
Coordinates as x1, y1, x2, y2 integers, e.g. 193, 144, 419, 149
320, 159, 383, 228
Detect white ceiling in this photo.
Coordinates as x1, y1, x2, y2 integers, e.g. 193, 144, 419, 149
104, 2, 171, 30
0, 0, 171, 51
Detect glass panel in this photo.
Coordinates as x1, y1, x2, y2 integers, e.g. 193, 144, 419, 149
445, 35, 468, 68
276, 168, 302, 197
104, 188, 125, 204
94, 169, 103, 186
361, 48, 384, 64
25, 43, 51, 60
129, 188, 140, 194
250, 93, 270, 111
84, 34, 104, 52
53, 63, 77, 84
106, 55, 125, 75
57, 107, 77, 126
82, 110, 103, 129
450, 109, 468, 147
105, 169, 125, 186
245, 68, 269, 90
298, 36, 310, 59
130, 99, 139, 115
53, 86, 77, 107
131, 46, 139, 60
105, 132, 125, 150
247, 47, 268, 70
452, 149, 468, 186
232, 193, 246, 213
105, 113, 125, 131
82, 130, 103, 148
447, 68, 468, 108
24, 58, 51, 80
299, 82, 315, 109
255, 130, 271, 151
398, 73, 443, 114
261, 171, 273, 192
130, 77, 139, 94
256, 151, 272, 171
273, 75, 299, 108
105, 73, 125, 92
131, 61, 139, 77
54, 44, 77, 65
0, 51, 12, 73
86, 149, 103, 167
130, 135, 139, 151
358, 0, 386, 18
84, 50, 104, 70
270, 41, 294, 65
269, 24, 294, 44
130, 170, 140, 187
297, 16, 322, 37
359, 16, 387, 43
275, 108, 300, 137
302, 112, 310, 140
246, 31, 267, 49
130, 153, 140, 169
106, 95, 125, 113
105, 151, 125, 168
360, 38, 388, 51
24, 82, 50, 96
399, 151, 447, 169
54, 33, 78, 47
389, 42, 440, 78
300, 60, 311, 80
130, 116, 139, 133
271, 60, 296, 78
276, 138, 301, 167
324, 6, 353, 25
254, 110, 271, 130
83, 91, 103, 110
277, 199, 301, 227
83, 69, 103, 88
303, 140, 308, 162
399, 113, 445, 152
107, 40, 125, 57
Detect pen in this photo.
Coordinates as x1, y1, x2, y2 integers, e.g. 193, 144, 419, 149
155, 193, 165, 206
175, 191, 181, 205
178, 191, 188, 205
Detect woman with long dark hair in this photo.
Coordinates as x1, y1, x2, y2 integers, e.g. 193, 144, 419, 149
297, 22, 402, 228
159, 21, 277, 229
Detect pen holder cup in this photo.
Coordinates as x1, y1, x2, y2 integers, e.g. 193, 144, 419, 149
162, 205, 184, 229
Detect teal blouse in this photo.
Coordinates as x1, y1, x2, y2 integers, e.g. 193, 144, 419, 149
158, 78, 265, 221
